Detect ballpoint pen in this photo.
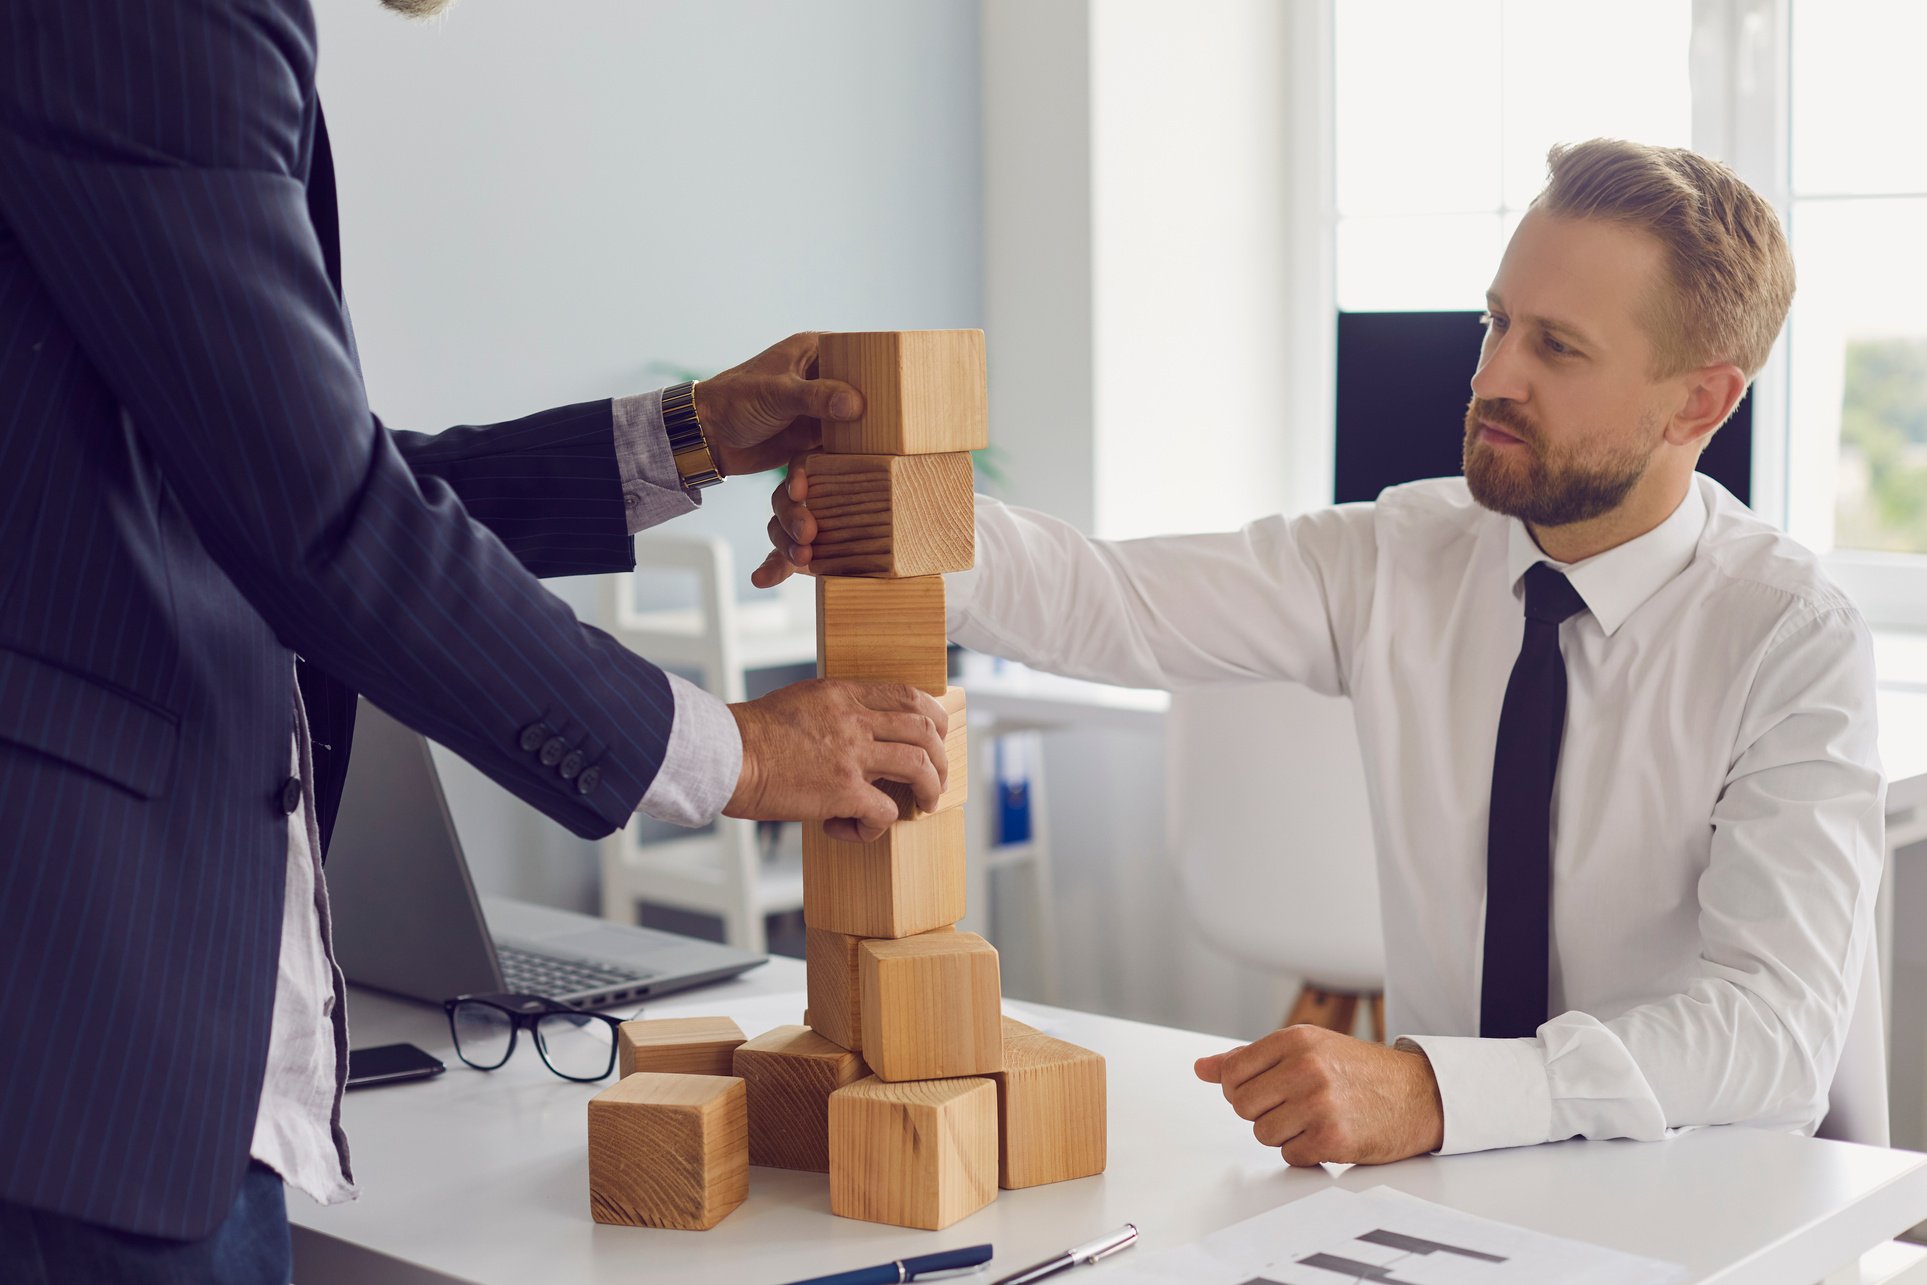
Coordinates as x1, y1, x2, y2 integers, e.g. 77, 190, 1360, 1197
989, 1224, 1138, 1285
782, 1242, 995, 1285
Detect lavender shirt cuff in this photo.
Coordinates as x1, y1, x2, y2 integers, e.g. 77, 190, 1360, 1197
612, 389, 700, 533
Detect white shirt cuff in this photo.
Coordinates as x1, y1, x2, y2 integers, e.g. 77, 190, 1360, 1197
635, 672, 741, 827
1396, 1034, 1552, 1154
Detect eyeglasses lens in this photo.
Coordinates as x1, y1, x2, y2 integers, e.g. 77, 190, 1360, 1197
534, 1011, 615, 1080
451, 1000, 514, 1070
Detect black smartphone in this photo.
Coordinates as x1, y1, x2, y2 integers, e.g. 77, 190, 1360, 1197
346, 1042, 446, 1090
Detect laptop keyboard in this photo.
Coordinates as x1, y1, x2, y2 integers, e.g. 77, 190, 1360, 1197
497, 945, 654, 999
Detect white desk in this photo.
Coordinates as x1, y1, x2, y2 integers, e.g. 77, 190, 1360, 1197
291, 957, 1927, 1285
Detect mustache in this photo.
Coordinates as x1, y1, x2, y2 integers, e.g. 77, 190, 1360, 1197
1468, 397, 1539, 446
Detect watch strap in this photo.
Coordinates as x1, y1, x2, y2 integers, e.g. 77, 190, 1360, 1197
662, 381, 724, 491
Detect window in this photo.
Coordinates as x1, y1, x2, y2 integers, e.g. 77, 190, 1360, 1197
1784, 0, 1927, 561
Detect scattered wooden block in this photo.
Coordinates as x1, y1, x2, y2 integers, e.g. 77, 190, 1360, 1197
615, 1016, 746, 1079
804, 452, 975, 578
816, 574, 948, 695
875, 686, 968, 822
587, 1072, 747, 1230
807, 924, 956, 1053
1000, 1015, 1042, 1040
992, 1033, 1107, 1189
829, 1075, 998, 1230
859, 930, 1003, 1082
817, 330, 988, 457
803, 808, 966, 938
731, 1025, 867, 1172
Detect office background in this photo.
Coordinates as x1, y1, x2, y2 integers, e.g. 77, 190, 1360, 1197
315, 0, 1927, 1044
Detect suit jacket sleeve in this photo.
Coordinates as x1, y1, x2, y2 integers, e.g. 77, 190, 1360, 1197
0, 0, 675, 838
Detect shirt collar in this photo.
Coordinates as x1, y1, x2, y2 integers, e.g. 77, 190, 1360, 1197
1504, 480, 1708, 637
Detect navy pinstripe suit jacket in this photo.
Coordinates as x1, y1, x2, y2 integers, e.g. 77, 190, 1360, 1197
1, 0, 680, 1237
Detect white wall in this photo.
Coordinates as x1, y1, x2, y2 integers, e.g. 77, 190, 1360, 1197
315, 0, 984, 911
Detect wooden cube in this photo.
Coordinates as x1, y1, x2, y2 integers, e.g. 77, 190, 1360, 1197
877, 686, 967, 821
802, 807, 966, 938
806, 924, 956, 1053
731, 1025, 867, 1172
587, 1073, 747, 1230
1001, 1015, 1042, 1040
817, 330, 988, 456
859, 930, 1003, 1082
804, 452, 975, 579
992, 1033, 1107, 1189
829, 1076, 997, 1230
816, 575, 948, 695
615, 1016, 746, 1079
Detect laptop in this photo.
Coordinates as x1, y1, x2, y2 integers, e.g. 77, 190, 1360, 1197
325, 698, 765, 1009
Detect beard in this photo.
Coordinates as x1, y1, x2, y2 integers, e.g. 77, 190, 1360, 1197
380, 0, 459, 16
1461, 397, 1656, 528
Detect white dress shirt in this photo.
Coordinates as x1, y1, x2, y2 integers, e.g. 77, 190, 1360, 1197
947, 475, 1884, 1154
252, 392, 741, 1203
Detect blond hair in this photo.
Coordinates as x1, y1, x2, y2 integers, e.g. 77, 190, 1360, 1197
1533, 139, 1794, 381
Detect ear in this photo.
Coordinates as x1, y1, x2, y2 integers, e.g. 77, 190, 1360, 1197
1663, 363, 1747, 449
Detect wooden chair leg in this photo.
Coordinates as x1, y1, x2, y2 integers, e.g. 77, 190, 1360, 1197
1369, 992, 1386, 1043
1285, 986, 1359, 1035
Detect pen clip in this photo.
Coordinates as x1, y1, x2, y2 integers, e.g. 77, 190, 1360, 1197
909, 1268, 987, 1283
1068, 1223, 1138, 1265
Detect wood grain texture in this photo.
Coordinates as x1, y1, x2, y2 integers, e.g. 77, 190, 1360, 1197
878, 686, 967, 821
806, 924, 956, 1053
587, 1073, 747, 1230
615, 1016, 746, 1079
858, 930, 1003, 1082
802, 807, 966, 938
815, 574, 948, 695
991, 1033, 1107, 1189
1000, 1015, 1042, 1040
828, 1075, 998, 1230
804, 452, 975, 578
817, 330, 988, 456
731, 1024, 867, 1172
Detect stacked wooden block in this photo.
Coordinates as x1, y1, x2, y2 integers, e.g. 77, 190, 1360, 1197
585, 331, 1105, 1234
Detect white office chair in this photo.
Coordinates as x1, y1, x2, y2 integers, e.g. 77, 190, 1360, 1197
1167, 681, 1386, 1037
598, 533, 816, 952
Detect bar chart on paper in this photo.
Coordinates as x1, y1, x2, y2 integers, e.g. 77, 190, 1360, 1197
1101, 1187, 1687, 1285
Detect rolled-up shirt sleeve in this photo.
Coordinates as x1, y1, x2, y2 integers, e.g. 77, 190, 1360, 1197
1402, 604, 1883, 1154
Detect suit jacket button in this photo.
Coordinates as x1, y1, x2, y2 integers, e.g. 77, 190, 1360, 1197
280, 776, 302, 815
576, 766, 601, 795
558, 750, 585, 780
539, 736, 567, 767
519, 722, 551, 753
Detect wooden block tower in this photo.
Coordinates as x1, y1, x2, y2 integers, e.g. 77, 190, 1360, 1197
797, 330, 1105, 1230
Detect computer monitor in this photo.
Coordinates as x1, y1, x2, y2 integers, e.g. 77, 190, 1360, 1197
1333, 310, 1752, 506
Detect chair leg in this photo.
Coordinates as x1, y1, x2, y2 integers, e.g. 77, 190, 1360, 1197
1285, 986, 1359, 1036
1369, 992, 1386, 1043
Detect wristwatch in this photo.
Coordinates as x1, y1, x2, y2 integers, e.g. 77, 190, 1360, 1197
662, 381, 724, 492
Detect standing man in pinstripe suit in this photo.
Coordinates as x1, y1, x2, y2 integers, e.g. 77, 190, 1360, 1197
0, 0, 954, 1279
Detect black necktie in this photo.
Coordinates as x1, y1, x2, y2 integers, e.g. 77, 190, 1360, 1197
1480, 563, 1588, 1039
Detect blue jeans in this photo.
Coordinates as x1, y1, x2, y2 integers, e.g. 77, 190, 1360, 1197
0, 1160, 290, 1285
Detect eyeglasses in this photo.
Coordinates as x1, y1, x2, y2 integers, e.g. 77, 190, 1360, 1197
442, 993, 624, 1082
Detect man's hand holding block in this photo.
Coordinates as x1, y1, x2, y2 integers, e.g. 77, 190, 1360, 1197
828, 1075, 997, 1230
815, 575, 949, 695
803, 453, 975, 578
615, 1016, 747, 1079
816, 330, 988, 456
587, 1073, 748, 1231
992, 1032, 1107, 1189
859, 930, 1003, 1082
731, 1024, 867, 1172
879, 686, 967, 821
802, 808, 966, 938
